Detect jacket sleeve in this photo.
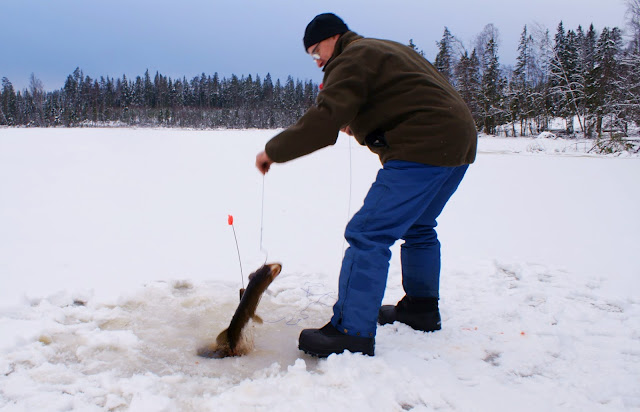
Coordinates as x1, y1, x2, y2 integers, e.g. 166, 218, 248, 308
265, 47, 373, 163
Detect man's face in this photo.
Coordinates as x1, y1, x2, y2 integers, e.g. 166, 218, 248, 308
306, 35, 339, 68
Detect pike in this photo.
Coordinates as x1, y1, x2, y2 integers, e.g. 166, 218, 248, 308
197, 263, 282, 358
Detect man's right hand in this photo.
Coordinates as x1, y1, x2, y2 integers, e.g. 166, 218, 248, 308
255, 151, 274, 175
340, 126, 353, 136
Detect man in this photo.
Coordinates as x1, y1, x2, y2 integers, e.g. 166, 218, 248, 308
255, 13, 477, 357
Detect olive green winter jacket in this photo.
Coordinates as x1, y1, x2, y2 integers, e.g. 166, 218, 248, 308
265, 31, 477, 167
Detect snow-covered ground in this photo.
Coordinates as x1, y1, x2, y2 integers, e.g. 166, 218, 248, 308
0, 128, 638, 411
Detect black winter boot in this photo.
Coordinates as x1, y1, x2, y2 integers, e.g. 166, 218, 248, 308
378, 295, 441, 332
298, 322, 375, 357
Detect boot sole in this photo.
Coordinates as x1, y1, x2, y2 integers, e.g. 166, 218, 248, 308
298, 343, 333, 358
378, 320, 441, 333
298, 343, 374, 358
378, 305, 442, 332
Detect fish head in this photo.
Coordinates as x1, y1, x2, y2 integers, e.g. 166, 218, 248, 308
248, 263, 282, 282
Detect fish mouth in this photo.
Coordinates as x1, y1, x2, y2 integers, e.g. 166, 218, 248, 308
248, 263, 282, 282
267, 263, 282, 278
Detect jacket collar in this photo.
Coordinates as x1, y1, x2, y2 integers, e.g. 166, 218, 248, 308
323, 31, 363, 72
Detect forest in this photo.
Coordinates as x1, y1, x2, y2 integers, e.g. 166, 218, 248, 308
429, 22, 639, 139
1, 8, 639, 140
0, 71, 316, 130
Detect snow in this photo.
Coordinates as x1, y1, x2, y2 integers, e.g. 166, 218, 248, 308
1, 128, 639, 411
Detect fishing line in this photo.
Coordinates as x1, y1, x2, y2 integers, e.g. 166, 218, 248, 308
341, 135, 353, 257
260, 174, 268, 264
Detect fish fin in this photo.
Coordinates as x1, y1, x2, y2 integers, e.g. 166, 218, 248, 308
252, 314, 263, 324
216, 328, 229, 345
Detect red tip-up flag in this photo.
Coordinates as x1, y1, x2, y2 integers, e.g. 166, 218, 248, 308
228, 215, 234, 225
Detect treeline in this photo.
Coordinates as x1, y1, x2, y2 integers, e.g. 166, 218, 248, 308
2, 10, 640, 136
428, 18, 640, 138
0, 70, 318, 129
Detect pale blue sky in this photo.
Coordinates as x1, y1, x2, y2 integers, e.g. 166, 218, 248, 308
1, 0, 629, 90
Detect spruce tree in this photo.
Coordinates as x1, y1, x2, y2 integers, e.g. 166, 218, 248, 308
133, 76, 144, 108
549, 22, 586, 133
262, 73, 274, 101
210, 72, 220, 107
480, 37, 505, 134
512, 25, 537, 135
142, 70, 151, 108
434, 27, 456, 83
62, 71, 80, 125
593, 27, 624, 134
454, 49, 482, 127
579, 25, 599, 136
1, 78, 17, 125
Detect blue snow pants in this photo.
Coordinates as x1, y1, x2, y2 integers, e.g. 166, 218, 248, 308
331, 160, 469, 337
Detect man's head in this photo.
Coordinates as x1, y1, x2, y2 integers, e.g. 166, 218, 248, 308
303, 13, 349, 68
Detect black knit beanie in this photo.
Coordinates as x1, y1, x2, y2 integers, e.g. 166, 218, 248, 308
303, 13, 349, 50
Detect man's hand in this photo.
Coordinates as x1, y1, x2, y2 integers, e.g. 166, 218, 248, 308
256, 151, 274, 175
